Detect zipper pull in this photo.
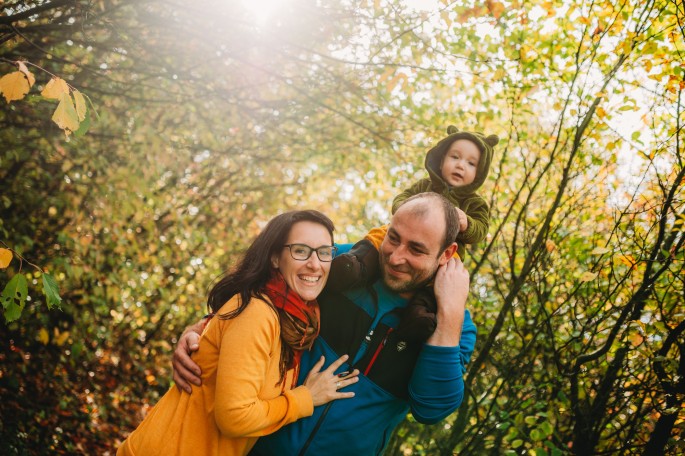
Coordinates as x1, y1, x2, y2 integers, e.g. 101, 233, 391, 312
365, 329, 374, 342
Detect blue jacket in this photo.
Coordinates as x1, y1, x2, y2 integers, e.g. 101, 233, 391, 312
251, 245, 477, 456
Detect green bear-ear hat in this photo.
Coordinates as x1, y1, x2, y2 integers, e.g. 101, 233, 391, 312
425, 125, 500, 192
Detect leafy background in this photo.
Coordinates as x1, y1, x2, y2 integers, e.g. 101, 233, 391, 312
1, 0, 684, 454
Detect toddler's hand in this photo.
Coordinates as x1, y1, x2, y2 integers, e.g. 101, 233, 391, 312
456, 208, 468, 232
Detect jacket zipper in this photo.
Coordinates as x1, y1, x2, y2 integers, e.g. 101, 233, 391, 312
363, 328, 393, 376
297, 401, 333, 456
298, 287, 387, 455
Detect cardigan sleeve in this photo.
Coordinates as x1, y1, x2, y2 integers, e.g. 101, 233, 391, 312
213, 298, 314, 438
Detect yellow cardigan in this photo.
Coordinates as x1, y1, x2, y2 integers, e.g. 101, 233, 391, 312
118, 295, 314, 456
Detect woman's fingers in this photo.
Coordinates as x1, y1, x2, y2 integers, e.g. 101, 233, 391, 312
325, 354, 350, 373
337, 368, 359, 381
332, 375, 359, 398
311, 355, 326, 373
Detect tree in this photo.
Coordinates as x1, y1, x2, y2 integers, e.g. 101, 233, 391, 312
1, 0, 683, 454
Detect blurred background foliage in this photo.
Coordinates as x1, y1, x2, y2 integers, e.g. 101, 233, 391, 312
1, 0, 684, 454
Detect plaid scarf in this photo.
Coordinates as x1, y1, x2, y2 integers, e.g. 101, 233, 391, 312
263, 271, 321, 388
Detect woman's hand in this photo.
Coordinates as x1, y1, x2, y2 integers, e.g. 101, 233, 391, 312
303, 354, 359, 406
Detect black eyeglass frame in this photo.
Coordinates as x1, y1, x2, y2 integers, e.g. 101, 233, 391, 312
283, 243, 338, 262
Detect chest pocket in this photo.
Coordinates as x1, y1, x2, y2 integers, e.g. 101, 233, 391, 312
353, 314, 424, 399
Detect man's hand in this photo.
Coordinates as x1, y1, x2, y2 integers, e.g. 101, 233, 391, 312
428, 257, 469, 346
172, 321, 204, 394
456, 208, 468, 233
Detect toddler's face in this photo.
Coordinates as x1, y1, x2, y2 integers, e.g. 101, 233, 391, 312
440, 139, 480, 187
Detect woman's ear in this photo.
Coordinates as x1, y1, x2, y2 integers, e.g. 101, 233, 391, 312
271, 254, 279, 269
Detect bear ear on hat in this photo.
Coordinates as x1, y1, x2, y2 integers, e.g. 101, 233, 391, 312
485, 134, 499, 147
446, 125, 459, 135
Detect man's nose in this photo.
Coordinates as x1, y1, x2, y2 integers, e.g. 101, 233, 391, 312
388, 245, 407, 264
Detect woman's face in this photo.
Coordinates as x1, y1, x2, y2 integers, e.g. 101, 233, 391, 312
271, 221, 333, 302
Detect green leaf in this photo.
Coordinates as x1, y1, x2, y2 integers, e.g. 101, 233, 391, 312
539, 421, 554, 437
71, 341, 84, 359
73, 106, 91, 137
42, 273, 62, 310
1, 274, 28, 322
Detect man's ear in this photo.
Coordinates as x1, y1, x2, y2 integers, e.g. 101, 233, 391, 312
439, 243, 458, 265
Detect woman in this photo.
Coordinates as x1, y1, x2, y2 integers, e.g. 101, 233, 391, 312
118, 210, 359, 455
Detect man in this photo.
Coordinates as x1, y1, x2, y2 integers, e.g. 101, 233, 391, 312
173, 193, 477, 455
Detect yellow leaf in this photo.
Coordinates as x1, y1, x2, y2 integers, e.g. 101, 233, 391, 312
644, 60, 653, 73
441, 11, 452, 27
52, 92, 80, 132
16, 61, 35, 87
386, 73, 407, 93
591, 247, 611, 255
0, 248, 12, 268
55, 330, 70, 346
596, 107, 606, 118
38, 328, 50, 345
41, 77, 69, 100
73, 90, 87, 122
378, 67, 394, 84
580, 271, 597, 282
630, 332, 644, 347
0, 71, 30, 102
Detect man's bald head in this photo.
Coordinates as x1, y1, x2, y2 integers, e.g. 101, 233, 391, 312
394, 193, 459, 252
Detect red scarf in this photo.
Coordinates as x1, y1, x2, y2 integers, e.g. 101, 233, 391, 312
263, 271, 321, 388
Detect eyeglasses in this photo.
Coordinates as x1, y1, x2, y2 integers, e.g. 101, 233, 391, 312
283, 244, 337, 262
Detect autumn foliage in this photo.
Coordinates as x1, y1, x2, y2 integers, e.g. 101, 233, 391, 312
1, 0, 684, 455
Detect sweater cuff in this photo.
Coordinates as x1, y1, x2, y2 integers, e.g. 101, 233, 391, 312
287, 385, 314, 419
422, 343, 462, 356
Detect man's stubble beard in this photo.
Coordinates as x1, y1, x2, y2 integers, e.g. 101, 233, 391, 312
379, 253, 438, 295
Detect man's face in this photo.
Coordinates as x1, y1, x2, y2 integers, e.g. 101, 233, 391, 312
379, 203, 450, 296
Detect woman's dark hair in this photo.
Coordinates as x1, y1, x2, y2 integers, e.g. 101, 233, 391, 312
207, 209, 335, 317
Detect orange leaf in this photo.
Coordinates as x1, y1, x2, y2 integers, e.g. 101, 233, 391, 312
41, 77, 70, 100
617, 254, 636, 268
545, 240, 556, 252
0, 71, 30, 102
0, 248, 12, 268
486, 0, 505, 19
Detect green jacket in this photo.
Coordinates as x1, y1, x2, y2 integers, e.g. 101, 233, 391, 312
392, 128, 496, 260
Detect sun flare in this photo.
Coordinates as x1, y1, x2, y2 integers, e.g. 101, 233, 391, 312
239, 0, 283, 25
